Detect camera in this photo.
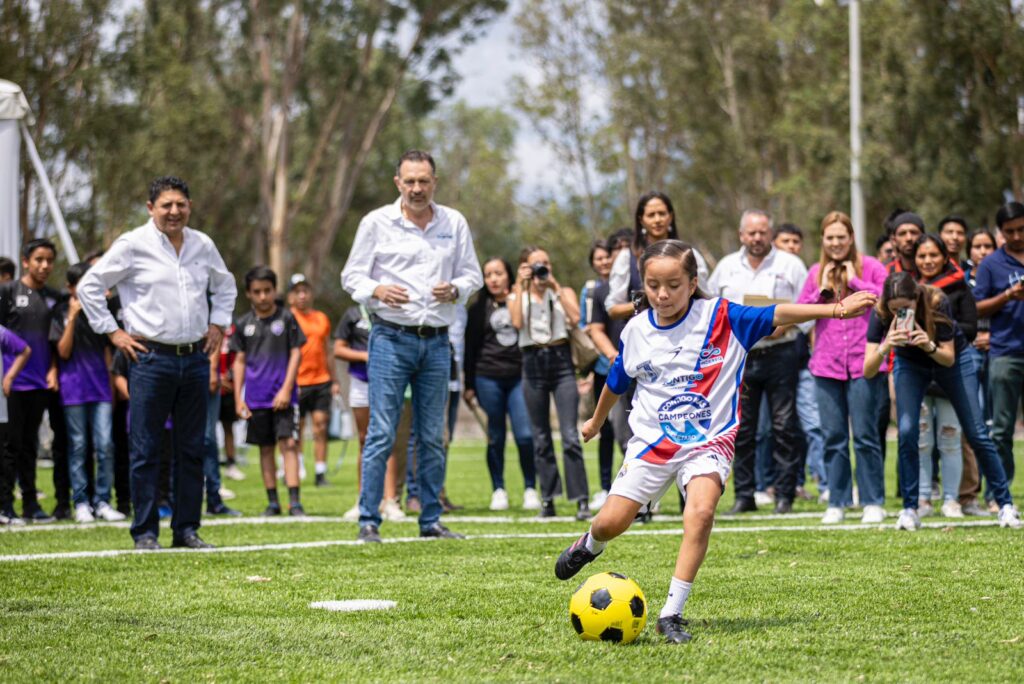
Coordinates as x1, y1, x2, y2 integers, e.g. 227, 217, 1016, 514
530, 263, 550, 280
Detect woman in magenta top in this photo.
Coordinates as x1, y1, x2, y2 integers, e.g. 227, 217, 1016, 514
798, 211, 889, 525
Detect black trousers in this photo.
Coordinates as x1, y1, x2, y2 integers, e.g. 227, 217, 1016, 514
732, 341, 804, 503
47, 391, 69, 508
4, 389, 67, 513
112, 400, 132, 513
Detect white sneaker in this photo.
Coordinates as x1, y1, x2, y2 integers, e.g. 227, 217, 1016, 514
522, 487, 541, 511
821, 507, 845, 524
940, 500, 964, 518
489, 488, 509, 511
818, 489, 830, 504
998, 504, 1022, 529
895, 508, 921, 531
860, 505, 887, 524
95, 502, 126, 522
380, 498, 406, 522
754, 490, 774, 506
219, 487, 237, 501
917, 501, 934, 518
74, 503, 95, 523
342, 503, 360, 522
589, 489, 608, 510
224, 464, 245, 481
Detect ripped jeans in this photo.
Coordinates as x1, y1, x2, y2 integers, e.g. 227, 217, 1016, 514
918, 396, 962, 502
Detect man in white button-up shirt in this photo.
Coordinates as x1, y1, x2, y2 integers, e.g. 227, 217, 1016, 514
78, 176, 237, 550
708, 209, 808, 517
341, 150, 482, 542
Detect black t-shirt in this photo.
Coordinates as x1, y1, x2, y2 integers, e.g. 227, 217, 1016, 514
475, 299, 521, 379
334, 306, 370, 382
866, 298, 964, 366
230, 307, 306, 409
0, 280, 60, 391
590, 279, 626, 350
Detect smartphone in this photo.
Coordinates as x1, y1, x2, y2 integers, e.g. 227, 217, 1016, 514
893, 307, 915, 344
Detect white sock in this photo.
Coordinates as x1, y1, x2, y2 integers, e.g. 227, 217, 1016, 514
659, 577, 693, 618
584, 530, 607, 554
315, 462, 327, 475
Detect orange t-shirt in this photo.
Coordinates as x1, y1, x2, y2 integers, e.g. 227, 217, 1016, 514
292, 308, 332, 387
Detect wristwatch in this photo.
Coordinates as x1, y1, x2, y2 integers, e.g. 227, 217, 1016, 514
450, 284, 459, 301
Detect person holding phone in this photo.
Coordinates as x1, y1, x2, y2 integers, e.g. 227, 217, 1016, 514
864, 272, 1020, 531
912, 234, 978, 518
797, 211, 889, 524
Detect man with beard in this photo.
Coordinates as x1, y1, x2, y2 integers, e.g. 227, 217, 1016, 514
708, 210, 808, 515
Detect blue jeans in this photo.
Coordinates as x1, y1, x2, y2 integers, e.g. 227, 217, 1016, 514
918, 396, 962, 502
204, 390, 224, 508
361, 325, 449, 530
128, 350, 208, 541
797, 369, 826, 489
815, 375, 886, 507
65, 401, 113, 507
893, 354, 1012, 511
475, 374, 536, 491
405, 389, 461, 502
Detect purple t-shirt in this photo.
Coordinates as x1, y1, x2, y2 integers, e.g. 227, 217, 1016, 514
230, 307, 306, 409
0, 281, 60, 391
49, 301, 113, 405
0, 326, 29, 422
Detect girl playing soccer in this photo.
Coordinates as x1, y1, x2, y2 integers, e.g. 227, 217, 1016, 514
554, 240, 877, 644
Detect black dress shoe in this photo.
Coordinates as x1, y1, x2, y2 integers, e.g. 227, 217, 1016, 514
172, 534, 214, 549
725, 499, 757, 515
575, 501, 591, 521
51, 504, 73, 521
420, 522, 465, 539
207, 504, 242, 517
24, 507, 55, 523
774, 499, 793, 514
134, 536, 163, 551
539, 500, 557, 518
358, 524, 382, 543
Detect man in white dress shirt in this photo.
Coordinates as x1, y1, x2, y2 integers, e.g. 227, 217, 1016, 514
341, 150, 482, 542
78, 176, 237, 550
707, 209, 808, 515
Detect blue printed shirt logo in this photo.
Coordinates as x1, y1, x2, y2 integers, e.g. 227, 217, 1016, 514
633, 360, 658, 383
658, 393, 713, 444
699, 343, 724, 367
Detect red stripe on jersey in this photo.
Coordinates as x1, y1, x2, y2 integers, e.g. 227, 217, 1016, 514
640, 437, 681, 465
689, 299, 733, 398
699, 426, 737, 462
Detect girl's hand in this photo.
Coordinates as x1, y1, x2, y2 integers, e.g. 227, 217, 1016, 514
821, 261, 836, 284
837, 290, 877, 318
581, 417, 601, 442
842, 260, 856, 282
517, 263, 533, 284
908, 329, 932, 350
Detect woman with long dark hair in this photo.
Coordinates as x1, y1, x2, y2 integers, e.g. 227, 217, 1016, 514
864, 272, 1020, 530
464, 257, 539, 512
604, 191, 709, 320
510, 246, 589, 519
797, 211, 888, 524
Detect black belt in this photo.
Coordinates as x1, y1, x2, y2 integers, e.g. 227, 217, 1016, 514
748, 339, 796, 357
522, 340, 569, 352
144, 339, 204, 356
371, 316, 447, 338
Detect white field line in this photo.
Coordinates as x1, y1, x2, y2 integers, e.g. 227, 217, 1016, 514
0, 519, 1005, 563
0, 511, 834, 534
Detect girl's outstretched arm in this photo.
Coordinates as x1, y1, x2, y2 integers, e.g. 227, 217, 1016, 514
582, 383, 620, 442
772, 290, 877, 327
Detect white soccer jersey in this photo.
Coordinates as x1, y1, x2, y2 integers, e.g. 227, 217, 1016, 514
606, 297, 776, 465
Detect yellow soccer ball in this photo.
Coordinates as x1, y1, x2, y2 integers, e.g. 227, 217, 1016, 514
569, 571, 647, 643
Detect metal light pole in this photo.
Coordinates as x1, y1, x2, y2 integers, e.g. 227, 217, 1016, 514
849, 0, 865, 250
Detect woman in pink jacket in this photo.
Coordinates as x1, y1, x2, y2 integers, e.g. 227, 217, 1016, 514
798, 211, 889, 524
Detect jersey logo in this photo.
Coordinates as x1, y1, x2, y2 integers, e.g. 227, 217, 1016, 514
14, 295, 28, 308
657, 393, 713, 444
244, 324, 256, 337
699, 343, 724, 367
270, 320, 285, 336
664, 371, 704, 389
633, 360, 658, 383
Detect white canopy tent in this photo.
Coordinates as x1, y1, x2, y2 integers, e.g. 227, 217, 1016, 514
0, 79, 79, 266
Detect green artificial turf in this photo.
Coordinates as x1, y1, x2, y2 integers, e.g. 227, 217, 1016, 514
1, 439, 1022, 682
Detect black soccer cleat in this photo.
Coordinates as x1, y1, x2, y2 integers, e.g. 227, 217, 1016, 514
655, 615, 692, 644
554, 532, 602, 580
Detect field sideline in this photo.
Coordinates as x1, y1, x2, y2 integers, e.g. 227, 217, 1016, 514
1, 439, 1023, 682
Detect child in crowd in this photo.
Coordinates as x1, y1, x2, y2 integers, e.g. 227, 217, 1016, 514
50, 262, 124, 523
231, 266, 306, 516
218, 323, 244, 481
0, 323, 31, 524
554, 240, 876, 644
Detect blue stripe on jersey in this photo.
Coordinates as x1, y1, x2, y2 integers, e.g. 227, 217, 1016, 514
726, 302, 777, 351
605, 341, 629, 394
